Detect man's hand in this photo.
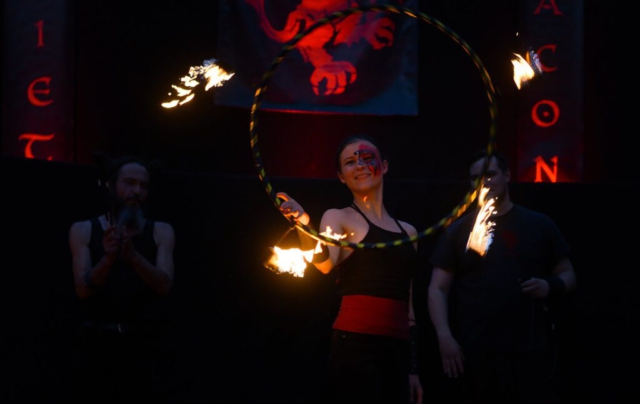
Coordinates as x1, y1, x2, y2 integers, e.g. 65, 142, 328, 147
102, 225, 121, 261
118, 228, 139, 265
520, 277, 551, 299
438, 334, 465, 378
409, 374, 423, 404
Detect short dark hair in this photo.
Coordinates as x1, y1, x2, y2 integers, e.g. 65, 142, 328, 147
94, 152, 154, 186
468, 148, 510, 174
334, 134, 386, 173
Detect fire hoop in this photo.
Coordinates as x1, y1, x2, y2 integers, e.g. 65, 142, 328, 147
250, 3, 498, 249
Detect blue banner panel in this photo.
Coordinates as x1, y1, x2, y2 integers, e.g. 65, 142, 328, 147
2, 0, 74, 162
517, 0, 583, 182
215, 0, 418, 115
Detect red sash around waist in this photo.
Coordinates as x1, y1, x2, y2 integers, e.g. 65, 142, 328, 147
332, 294, 409, 340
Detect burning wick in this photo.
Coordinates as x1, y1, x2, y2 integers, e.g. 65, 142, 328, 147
312, 225, 348, 255
466, 187, 496, 256
318, 226, 347, 242
265, 226, 347, 277
264, 246, 314, 278
161, 58, 234, 108
511, 50, 542, 89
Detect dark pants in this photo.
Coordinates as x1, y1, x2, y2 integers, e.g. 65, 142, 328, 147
328, 329, 410, 404
68, 322, 174, 403
446, 350, 559, 404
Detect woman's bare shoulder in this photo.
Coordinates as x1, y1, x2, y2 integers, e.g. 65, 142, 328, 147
398, 220, 418, 237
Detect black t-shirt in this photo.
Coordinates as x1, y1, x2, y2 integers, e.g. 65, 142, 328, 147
429, 204, 570, 352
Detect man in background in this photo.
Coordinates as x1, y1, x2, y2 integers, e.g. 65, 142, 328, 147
427, 149, 577, 403
68, 155, 176, 403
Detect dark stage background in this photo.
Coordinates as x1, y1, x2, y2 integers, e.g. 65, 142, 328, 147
56, 0, 623, 182
2, 156, 637, 403
1, 1, 636, 403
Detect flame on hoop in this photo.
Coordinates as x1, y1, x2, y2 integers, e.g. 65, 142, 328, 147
466, 187, 496, 256
313, 225, 348, 255
265, 226, 348, 277
511, 50, 542, 89
264, 246, 314, 277
161, 58, 234, 108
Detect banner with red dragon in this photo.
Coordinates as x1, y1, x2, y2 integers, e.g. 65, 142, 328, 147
215, 0, 418, 115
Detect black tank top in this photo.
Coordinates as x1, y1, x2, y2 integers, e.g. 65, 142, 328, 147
83, 217, 160, 326
335, 204, 417, 301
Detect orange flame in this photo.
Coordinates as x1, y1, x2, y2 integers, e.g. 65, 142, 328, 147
466, 187, 496, 256
313, 225, 348, 254
266, 226, 347, 277
511, 54, 535, 90
511, 49, 542, 89
319, 226, 347, 242
265, 246, 314, 277
161, 58, 234, 108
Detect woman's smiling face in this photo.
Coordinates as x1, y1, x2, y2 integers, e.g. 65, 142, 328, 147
338, 140, 387, 189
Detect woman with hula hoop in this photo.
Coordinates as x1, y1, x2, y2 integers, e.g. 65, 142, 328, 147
277, 134, 423, 404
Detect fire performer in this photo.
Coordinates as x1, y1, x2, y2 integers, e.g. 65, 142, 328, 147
277, 134, 423, 404
68, 155, 176, 403
427, 149, 577, 403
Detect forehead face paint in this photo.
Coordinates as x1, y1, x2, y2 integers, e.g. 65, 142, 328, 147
354, 144, 382, 177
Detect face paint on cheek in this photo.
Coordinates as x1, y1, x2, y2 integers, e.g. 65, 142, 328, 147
367, 159, 380, 177
355, 146, 382, 177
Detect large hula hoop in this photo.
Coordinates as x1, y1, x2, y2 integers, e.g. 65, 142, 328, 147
250, 3, 498, 249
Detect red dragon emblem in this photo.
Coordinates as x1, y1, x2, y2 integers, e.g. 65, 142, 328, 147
245, 0, 405, 96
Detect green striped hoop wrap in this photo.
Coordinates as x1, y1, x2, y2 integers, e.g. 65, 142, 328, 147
250, 3, 498, 249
